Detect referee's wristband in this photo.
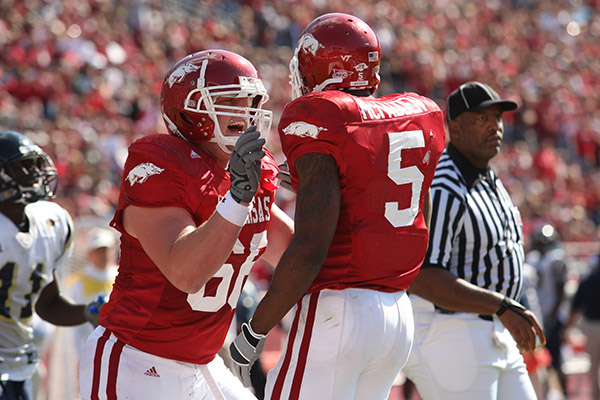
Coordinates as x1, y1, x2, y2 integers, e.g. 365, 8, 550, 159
216, 191, 251, 227
495, 296, 511, 316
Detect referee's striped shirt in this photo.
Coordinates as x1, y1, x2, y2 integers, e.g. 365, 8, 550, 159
423, 142, 525, 301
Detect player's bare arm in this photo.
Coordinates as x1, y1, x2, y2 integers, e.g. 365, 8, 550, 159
260, 203, 294, 267
250, 152, 340, 335
423, 189, 432, 230
123, 204, 244, 294
410, 267, 546, 351
35, 274, 87, 326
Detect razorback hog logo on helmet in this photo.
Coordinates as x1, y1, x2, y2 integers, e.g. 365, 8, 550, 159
127, 163, 165, 186
298, 34, 323, 56
354, 63, 368, 72
283, 121, 328, 139
168, 63, 202, 88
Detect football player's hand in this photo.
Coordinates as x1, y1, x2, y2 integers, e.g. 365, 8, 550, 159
277, 162, 294, 192
229, 321, 266, 387
84, 296, 106, 327
229, 126, 266, 204
497, 296, 546, 352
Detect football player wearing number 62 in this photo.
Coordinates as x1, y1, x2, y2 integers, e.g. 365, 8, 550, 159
0, 130, 102, 400
78, 50, 294, 400
228, 13, 445, 400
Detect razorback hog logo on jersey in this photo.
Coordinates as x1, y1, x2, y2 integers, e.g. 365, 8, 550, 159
127, 163, 165, 186
167, 63, 201, 88
298, 34, 322, 56
283, 122, 327, 139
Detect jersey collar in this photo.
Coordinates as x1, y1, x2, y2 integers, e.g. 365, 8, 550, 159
447, 142, 490, 189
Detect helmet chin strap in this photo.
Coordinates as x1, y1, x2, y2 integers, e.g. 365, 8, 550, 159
209, 115, 235, 155
216, 141, 233, 154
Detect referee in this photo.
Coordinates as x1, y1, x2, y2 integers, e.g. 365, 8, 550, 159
403, 81, 546, 400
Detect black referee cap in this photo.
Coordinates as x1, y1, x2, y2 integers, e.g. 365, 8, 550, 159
446, 81, 518, 121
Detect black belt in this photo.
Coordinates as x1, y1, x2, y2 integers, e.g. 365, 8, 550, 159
434, 305, 493, 322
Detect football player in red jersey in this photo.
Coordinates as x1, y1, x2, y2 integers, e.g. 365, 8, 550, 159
78, 50, 294, 400
229, 13, 446, 400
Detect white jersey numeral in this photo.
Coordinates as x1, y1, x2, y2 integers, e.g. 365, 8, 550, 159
385, 130, 425, 227
0, 262, 45, 321
186, 231, 267, 312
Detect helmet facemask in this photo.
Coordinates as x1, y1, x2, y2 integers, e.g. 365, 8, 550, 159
189, 63, 272, 153
289, 53, 304, 100
0, 152, 58, 204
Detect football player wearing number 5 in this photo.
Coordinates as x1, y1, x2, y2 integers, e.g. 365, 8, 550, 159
78, 50, 294, 400
0, 130, 101, 400
228, 13, 445, 400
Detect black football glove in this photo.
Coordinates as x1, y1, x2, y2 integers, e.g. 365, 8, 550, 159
229, 321, 267, 387
229, 126, 266, 204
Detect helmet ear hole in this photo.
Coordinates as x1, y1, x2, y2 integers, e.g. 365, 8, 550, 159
179, 113, 194, 126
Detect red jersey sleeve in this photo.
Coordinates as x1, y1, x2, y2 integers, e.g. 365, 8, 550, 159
278, 93, 358, 190
110, 134, 228, 233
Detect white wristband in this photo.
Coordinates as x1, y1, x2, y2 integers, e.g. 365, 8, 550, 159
215, 191, 251, 227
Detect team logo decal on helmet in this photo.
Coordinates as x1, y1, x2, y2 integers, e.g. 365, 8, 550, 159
298, 34, 323, 56
354, 63, 368, 72
167, 63, 202, 88
333, 69, 353, 79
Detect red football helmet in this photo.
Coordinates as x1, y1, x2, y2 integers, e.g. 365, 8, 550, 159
289, 13, 381, 99
161, 49, 272, 152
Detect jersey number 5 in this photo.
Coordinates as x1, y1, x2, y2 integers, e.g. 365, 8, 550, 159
186, 232, 267, 312
386, 130, 425, 228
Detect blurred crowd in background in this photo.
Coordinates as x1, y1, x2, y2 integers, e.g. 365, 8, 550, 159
2, 0, 600, 249
2, 0, 600, 398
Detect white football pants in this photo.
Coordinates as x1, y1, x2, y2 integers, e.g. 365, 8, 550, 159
403, 295, 537, 400
79, 326, 256, 400
265, 288, 414, 400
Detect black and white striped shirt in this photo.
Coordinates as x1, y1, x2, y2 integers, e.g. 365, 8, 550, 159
424, 143, 525, 301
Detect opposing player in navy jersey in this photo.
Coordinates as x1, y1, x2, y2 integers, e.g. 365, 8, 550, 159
229, 13, 445, 400
0, 130, 99, 400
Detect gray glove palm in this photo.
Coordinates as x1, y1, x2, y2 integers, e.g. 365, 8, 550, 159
229, 126, 266, 204
277, 162, 294, 192
229, 321, 266, 387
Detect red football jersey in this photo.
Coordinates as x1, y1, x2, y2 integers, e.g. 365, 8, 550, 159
102, 134, 279, 364
278, 91, 445, 292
